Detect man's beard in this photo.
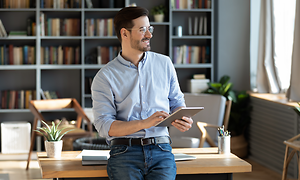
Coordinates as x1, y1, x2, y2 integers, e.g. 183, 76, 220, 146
131, 37, 151, 52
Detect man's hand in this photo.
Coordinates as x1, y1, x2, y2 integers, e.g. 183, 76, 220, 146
142, 111, 170, 129
171, 116, 193, 132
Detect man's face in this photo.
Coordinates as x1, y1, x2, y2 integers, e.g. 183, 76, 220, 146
129, 16, 153, 52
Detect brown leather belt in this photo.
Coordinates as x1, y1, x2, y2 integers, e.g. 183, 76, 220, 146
110, 136, 170, 146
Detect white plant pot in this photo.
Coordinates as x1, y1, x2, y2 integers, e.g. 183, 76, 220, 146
154, 14, 164, 22
45, 140, 63, 158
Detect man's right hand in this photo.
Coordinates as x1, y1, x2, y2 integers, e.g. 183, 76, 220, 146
142, 111, 169, 129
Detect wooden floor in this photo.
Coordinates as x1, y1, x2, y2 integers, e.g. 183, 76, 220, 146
0, 154, 296, 180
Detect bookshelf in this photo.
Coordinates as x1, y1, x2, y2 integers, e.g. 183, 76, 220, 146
0, 0, 214, 151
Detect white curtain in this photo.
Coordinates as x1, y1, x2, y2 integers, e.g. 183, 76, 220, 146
251, 0, 297, 95
255, 0, 280, 93
286, 1, 300, 101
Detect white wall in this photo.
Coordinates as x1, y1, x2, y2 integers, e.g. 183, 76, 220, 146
216, 0, 251, 91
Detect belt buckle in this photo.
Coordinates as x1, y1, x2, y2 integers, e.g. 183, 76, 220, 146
141, 138, 153, 146
141, 138, 145, 146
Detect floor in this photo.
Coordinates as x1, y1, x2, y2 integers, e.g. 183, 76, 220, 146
0, 154, 297, 180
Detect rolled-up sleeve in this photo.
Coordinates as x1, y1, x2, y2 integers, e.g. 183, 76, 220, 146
168, 60, 186, 112
91, 70, 116, 138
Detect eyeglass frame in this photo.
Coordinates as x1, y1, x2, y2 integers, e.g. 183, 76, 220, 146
125, 26, 154, 34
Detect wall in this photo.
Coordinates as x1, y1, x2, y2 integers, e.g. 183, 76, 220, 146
215, 0, 251, 91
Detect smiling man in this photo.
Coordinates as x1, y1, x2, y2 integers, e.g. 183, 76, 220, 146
91, 6, 193, 180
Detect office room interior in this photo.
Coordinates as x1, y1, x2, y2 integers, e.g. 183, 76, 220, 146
0, 0, 299, 180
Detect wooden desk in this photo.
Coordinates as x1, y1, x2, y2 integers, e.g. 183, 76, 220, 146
37, 147, 251, 180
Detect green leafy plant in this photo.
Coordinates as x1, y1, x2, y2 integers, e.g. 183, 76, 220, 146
34, 120, 74, 141
228, 91, 252, 136
203, 75, 252, 136
150, 5, 167, 15
294, 102, 300, 116
202, 75, 236, 102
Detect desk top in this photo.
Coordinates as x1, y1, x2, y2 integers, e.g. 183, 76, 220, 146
37, 147, 252, 179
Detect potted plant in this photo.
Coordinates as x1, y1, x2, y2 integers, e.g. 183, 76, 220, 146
151, 5, 167, 22
35, 120, 74, 158
203, 75, 252, 158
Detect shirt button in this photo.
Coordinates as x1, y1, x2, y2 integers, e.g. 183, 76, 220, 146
143, 102, 145, 104
141, 86, 143, 88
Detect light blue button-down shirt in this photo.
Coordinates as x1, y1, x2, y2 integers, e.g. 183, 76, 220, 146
91, 51, 186, 142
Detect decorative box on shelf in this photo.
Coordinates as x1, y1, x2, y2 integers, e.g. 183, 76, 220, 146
1, 121, 31, 154
187, 79, 210, 93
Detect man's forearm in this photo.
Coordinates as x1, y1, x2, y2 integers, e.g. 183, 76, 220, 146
108, 120, 145, 137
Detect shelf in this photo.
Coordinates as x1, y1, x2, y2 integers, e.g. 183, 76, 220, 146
0, 109, 31, 113
40, 65, 83, 69
0, 36, 36, 40
172, 9, 212, 12
174, 64, 212, 68
40, 8, 82, 12
172, 35, 212, 39
84, 8, 122, 12
0, 9, 36, 12
41, 36, 82, 40
0, 65, 37, 70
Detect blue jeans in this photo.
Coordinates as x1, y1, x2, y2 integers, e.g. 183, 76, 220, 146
107, 143, 177, 180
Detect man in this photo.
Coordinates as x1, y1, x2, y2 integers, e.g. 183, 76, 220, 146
91, 6, 193, 180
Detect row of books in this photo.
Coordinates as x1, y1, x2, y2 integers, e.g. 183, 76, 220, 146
40, 13, 80, 36
173, 45, 210, 64
85, 18, 115, 37
40, 46, 80, 64
41, 0, 81, 8
0, 45, 36, 65
27, 18, 36, 36
0, 0, 36, 8
85, 0, 125, 9
85, 46, 121, 64
0, 19, 7, 37
40, 89, 59, 99
0, 90, 36, 109
188, 16, 208, 36
172, 0, 211, 9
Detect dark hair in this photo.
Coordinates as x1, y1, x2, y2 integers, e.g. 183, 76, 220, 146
114, 6, 149, 42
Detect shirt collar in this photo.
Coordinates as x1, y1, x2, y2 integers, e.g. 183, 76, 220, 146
117, 51, 148, 68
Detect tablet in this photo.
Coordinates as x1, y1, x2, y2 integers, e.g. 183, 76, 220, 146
155, 107, 204, 127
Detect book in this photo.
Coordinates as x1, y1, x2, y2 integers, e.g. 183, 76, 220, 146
188, 17, 192, 35
85, 0, 93, 8
0, 19, 8, 37
9, 31, 27, 36
193, 74, 206, 79
78, 149, 110, 165
194, 17, 198, 35
199, 16, 204, 35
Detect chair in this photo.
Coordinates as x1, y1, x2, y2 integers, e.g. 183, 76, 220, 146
197, 99, 232, 147
282, 134, 300, 180
26, 98, 93, 170
169, 93, 231, 148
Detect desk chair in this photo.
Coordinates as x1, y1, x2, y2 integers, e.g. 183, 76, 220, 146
282, 134, 300, 180
170, 93, 231, 148
26, 98, 93, 170
197, 99, 232, 147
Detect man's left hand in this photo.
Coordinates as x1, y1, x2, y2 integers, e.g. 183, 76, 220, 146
171, 116, 193, 132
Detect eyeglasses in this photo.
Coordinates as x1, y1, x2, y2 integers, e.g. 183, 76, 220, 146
126, 26, 154, 34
